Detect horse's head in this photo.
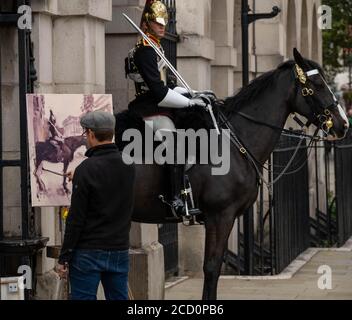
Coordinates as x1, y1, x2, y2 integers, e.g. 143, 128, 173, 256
290, 48, 349, 140
65, 135, 87, 151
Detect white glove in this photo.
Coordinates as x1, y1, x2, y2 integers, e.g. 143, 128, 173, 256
158, 89, 207, 109
188, 97, 207, 108
173, 87, 190, 95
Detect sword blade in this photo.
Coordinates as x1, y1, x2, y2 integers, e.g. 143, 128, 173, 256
43, 168, 65, 177
207, 105, 220, 135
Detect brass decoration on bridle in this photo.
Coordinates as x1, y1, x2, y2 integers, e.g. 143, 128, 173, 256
296, 64, 334, 133
325, 118, 334, 130
295, 64, 307, 84
302, 88, 314, 96
295, 64, 315, 97
324, 109, 333, 130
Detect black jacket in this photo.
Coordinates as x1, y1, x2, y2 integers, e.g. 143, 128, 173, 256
58, 144, 135, 264
128, 44, 174, 118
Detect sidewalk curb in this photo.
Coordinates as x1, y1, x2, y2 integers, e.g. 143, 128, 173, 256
165, 276, 189, 290
219, 236, 352, 281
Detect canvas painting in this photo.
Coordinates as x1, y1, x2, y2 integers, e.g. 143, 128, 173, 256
27, 94, 113, 207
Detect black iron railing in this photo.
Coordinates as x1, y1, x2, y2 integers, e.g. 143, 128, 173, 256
226, 130, 352, 276
334, 131, 352, 246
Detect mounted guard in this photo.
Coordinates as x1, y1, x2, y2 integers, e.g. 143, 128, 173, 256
124, 0, 215, 218
48, 109, 64, 162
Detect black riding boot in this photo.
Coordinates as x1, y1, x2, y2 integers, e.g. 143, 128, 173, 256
168, 163, 187, 217
167, 132, 202, 218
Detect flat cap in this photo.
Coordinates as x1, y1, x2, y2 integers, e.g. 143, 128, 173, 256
80, 111, 115, 131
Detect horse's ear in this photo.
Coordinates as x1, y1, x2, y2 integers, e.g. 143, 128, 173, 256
293, 48, 308, 69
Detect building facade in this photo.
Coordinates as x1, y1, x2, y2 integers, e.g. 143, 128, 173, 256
0, 0, 322, 299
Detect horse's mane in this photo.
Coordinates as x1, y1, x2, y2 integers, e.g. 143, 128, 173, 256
114, 59, 324, 141
224, 59, 323, 116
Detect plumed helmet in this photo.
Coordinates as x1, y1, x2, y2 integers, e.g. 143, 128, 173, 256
141, 0, 169, 27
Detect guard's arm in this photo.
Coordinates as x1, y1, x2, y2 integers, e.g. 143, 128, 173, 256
134, 46, 169, 102
134, 46, 207, 109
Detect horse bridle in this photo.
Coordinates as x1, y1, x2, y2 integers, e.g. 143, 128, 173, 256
214, 64, 339, 192
294, 64, 337, 136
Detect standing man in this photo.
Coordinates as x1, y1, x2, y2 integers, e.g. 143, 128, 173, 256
57, 111, 135, 300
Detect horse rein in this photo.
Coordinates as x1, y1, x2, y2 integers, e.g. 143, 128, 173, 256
217, 111, 317, 194
214, 64, 338, 193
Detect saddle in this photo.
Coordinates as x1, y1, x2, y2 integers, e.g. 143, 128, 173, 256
115, 108, 219, 224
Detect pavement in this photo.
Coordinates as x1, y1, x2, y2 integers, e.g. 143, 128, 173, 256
165, 242, 352, 300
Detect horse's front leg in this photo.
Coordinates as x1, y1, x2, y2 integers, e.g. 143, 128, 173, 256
202, 207, 236, 300
35, 161, 46, 194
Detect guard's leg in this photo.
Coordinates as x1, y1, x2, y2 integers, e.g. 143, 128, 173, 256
143, 116, 187, 216
143, 115, 201, 217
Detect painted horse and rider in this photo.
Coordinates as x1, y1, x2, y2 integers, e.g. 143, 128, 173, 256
48, 109, 65, 162
124, 0, 217, 219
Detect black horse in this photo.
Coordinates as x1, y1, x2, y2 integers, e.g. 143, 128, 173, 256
117, 49, 349, 300
34, 135, 86, 196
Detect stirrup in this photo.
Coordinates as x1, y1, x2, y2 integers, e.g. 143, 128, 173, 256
182, 175, 202, 218
158, 194, 201, 219
158, 195, 180, 219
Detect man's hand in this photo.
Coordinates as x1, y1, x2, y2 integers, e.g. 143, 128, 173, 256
65, 171, 74, 182
56, 263, 69, 280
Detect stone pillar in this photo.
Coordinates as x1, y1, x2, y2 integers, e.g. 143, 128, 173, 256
105, 0, 165, 300
251, 0, 283, 74
30, 0, 112, 299
176, 0, 215, 91
0, 25, 22, 238
178, 223, 205, 277
105, 0, 145, 112
211, 0, 237, 99
129, 223, 164, 300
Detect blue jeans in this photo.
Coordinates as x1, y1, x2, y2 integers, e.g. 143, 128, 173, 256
69, 249, 129, 300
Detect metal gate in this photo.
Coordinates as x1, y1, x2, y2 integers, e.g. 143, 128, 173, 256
0, 0, 47, 300
225, 134, 310, 275
334, 130, 352, 246
158, 0, 179, 278
309, 132, 352, 248
226, 130, 352, 276
272, 135, 310, 273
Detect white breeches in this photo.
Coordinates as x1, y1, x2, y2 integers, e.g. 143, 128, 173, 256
143, 115, 176, 142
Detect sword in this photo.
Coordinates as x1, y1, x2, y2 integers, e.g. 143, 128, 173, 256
123, 13, 220, 135
48, 120, 64, 139
207, 105, 220, 135
43, 167, 65, 177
